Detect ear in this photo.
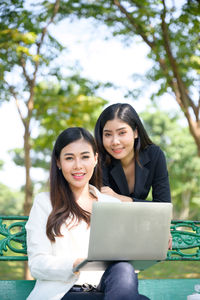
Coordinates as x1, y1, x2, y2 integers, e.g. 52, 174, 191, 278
56, 160, 61, 169
134, 128, 138, 138
94, 152, 98, 166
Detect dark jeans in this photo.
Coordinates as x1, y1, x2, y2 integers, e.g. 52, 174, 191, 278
61, 262, 150, 300
97, 262, 150, 300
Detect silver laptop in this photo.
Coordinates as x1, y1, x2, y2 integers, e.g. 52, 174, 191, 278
73, 201, 172, 272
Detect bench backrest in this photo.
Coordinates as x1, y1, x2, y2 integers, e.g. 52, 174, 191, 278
0, 216, 200, 261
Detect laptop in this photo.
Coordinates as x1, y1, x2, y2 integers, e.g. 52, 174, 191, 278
73, 201, 172, 272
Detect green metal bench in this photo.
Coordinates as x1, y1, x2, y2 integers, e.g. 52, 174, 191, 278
0, 216, 200, 300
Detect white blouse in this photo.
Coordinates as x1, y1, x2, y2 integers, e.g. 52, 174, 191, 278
68, 220, 104, 286
26, 185, 120, 300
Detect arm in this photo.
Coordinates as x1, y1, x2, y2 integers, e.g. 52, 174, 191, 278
151, 148, 171, 203
133, 149, 171, 202
100, 186, 132, 202
26, 193, 78, 281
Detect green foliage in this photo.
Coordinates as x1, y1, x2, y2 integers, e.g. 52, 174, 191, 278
59, 0, 200, 153
0, 0, 108, 191
141, 107, 200, 219
32, 78, 107, 170
0, 183, 24, 215
0, 0, 64, 100
69, 0, 199, 99
8, 75, 107, 170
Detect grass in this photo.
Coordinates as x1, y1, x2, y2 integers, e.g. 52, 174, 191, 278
0, 260, 199, 280
0, 261, 24, 280
138, 261, 200, 279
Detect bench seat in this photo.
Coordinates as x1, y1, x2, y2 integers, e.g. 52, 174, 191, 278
0, 278, 200, 300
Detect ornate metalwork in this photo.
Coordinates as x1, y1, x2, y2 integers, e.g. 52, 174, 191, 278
0, 217, 200, 261
167, 220, 200, 261
0, 216, 28, 261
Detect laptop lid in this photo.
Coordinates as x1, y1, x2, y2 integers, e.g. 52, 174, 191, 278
73, 201, 172, 272
88, 201, 172, 261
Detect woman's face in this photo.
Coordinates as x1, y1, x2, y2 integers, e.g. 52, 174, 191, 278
57, 139, 98, 192
102, 118, 138, 164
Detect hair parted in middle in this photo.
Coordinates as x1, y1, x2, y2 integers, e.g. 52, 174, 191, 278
46, 127, 102, 242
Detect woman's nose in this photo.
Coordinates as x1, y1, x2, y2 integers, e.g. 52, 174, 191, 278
112, 135, 120, 145
74, 159, 82, 169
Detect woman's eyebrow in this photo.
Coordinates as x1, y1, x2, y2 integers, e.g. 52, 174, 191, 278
103, 127, 126, 132
63, 153, 74, 156
63, 151, 90, 156
81, 151, 90, 155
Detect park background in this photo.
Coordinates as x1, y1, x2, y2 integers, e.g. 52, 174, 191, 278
0, 0, 199, 280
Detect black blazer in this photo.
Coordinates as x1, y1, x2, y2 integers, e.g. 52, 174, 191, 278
102, 144, 171, 203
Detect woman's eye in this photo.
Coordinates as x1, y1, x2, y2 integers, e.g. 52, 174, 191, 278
104, 133, 111, 137
82, 155, 90, 159
65, 157, 73, 161
119, 131, 126, 135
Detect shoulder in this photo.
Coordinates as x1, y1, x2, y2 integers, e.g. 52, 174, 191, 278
142, 144, 165, 160
138, 145, 167, 168
34, 191, 50, 204
144, 144, 162, 154
31, 192, 52, 215
26, 192, 51, 228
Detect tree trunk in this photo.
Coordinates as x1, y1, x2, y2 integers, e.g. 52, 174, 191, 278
23, 122, 33, 279
179, 190, 191, 220
23, 122, 33, 216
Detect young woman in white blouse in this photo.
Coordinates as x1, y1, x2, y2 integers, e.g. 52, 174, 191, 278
26, 127, 150, 300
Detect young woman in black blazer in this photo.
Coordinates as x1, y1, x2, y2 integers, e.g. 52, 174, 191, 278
95, 102, 172, 250
94, 103, 171, 204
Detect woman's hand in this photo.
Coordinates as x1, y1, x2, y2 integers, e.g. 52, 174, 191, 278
100, 186, 132, 202
73, 258, 85, 275
168, 233, 173, 250
101, 186, 118, 197
73, 258, 85, 268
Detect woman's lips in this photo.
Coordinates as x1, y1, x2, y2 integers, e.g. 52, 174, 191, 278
72, 173, 85, 179
112, 148, 123, 154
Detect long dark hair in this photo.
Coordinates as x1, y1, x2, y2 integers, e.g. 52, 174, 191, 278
47, 127, 101, 242
94, 103, 153, 165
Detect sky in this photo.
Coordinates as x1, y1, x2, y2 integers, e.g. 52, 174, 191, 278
0, 17, 178, 190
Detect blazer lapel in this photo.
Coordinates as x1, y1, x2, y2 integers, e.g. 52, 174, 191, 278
110, 160, 130, 196
134, 149, 150, 198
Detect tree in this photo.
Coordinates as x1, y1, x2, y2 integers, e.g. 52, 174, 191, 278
61, 0, 200, 155
10, 76, 107, 173
0, 0, 62, 215
0, 0, 107, 216
32, 76, 107, 164
141, 106, 200, 219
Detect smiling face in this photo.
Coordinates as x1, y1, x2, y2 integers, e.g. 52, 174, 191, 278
57, 138, 98, 192
102, 118, 138, 165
